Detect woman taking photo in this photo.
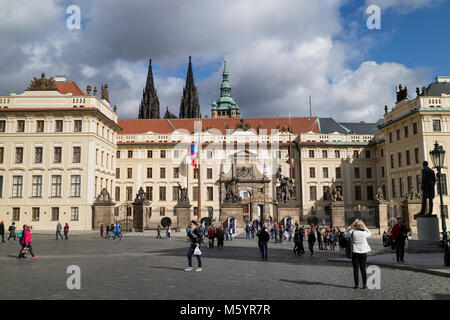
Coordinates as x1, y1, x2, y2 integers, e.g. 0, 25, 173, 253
345, 220, 372, 289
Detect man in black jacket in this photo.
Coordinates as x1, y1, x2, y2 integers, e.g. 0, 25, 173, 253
257, 227, 270, 260
0, 221, 5, 243
185, 221, 203, 272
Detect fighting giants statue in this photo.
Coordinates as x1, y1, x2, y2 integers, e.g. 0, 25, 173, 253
418, 161, 436, 215
176, 183, 189, 204
224, 177, 241, 203
276, 174, 296, 203
331, 187, 344, 202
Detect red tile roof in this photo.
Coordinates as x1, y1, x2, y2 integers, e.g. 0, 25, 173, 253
118, 117, 319, 135
55, 81, 85, 96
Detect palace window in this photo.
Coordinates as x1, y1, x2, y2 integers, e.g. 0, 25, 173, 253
32, 208, 40, 221
159, 186, 166, 201
365, 150, 371, 159
0, 120, 5, 132
127, 168, 133, 179
54, 147, 62, 163
366, 167, 372, 179
51, 207, 59, 221
147, 167, 153, 179
116, 168, 120, 179
439, 174, 448, 195
309, 186, 317, 201
160, 207, 166, 216
335, 167, 341, 179
146, 186, 153, 201
161, 150, 166, 158
147, 150, 153, 158
17, 120, 25, 132
173, 186, 179, 201
71, 175, 81, 197
193, 186, 198, 201
128, 150, 133, 158
396, 129, 401, 140
173, 167, 179, 179
12, 176, 23, 197
323, 167, 329, 179
0, 147, 3, 163
335, 150, 340, 158
126, 187, 133, 201
309, 150, 315, 158
12, 208, 20, 221
73, 147, 81, 163
406, 150, 411, 166
0, 176, 3, 198
15, 147, 23, 163
322, 150, 328, 158
413, 122, 418, 135
390, 154, 394, 169
160, 168, 166, 179
32, 175, 42, 197
207, 187, 214, 201
207, 168, 213, 179
392, 179, 397, 198
367, 186, 374, 201
398, 152, 402, 167
404, 126, 409, 138
74, 120, 82, 132
55, 120, 63, 132
309, 167, 315, 178
415, 147, 420, 164
354, 186, 362, 201
36, 120, 44, 132
354, 167, 360, 179
35, 147, 43, 163
353, 150, 359, 158
52, 175, 62, 197
71, 207, 79, 221
433, 120, 441, 132
115, 187, 120, 201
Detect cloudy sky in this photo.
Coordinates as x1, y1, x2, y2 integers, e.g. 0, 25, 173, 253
0, 0, 449, 122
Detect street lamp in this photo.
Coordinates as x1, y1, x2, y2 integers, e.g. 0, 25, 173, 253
429, 141, 449, 266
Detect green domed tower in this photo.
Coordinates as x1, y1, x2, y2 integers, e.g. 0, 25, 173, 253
211, 60, 240, 118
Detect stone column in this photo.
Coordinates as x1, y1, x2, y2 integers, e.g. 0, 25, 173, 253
377, 201, 389, 234
174, 203, 192, 232
220, 203, 244, 231
408, 215, 441, 253
331, 202, 345, 229
132, 187, 151, 232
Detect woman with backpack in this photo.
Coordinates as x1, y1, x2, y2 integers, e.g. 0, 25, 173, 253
345, 220, 372, 289
18, 225, 37, 259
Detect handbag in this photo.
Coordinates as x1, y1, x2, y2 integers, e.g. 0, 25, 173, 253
345, 232, 353, 259
194, 245, 202, 256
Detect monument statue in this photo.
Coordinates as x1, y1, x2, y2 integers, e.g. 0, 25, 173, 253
396, 84, 408, 103
418, 161, 436, 215
176, 183, 189, 204
224, 177, 241, 203
26, 73, 57, 91
95, 188, 112, 202
134, 187, 147, 203
375, 187, 385, 202
276, 174, 296, 203
331, 187, 343, 202
405, 190, 421, 201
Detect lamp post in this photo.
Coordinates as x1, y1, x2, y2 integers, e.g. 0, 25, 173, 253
429, 141, 449, 266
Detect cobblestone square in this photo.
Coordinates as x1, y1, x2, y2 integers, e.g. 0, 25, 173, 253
0, 235, 449, 300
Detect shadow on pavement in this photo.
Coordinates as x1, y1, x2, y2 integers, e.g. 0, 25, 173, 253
279, 279, 351, 289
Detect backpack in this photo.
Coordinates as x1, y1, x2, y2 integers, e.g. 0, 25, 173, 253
196, 227, 204, 244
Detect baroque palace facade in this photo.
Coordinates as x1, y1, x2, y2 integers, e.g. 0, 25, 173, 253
0, 63, 449, 233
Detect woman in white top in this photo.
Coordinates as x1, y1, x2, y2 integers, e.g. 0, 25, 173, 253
345, 220, 372, 289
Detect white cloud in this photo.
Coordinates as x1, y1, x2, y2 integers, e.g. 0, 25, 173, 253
365, 0, 444, 13
0, 0, 439, 123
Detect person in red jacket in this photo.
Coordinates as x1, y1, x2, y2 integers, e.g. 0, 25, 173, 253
207, 226, 216, 248
391, 217, 408, 263
18, 225, 37, 259
64, 223, 70, 240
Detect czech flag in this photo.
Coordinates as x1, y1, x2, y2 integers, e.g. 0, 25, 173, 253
187, 140, 199, 169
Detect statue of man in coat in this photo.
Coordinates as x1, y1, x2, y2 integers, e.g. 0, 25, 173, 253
418, 161, 436, 215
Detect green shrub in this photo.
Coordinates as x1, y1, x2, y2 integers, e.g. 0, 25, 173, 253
306, 215, 319, 226
161, 217, 172, 227
201, 217, 212, 227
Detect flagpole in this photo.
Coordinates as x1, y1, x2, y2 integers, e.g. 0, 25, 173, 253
198, 134, 201, 221
289, 106, 293, 180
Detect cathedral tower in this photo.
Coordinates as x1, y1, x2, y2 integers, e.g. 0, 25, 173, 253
211, 60, 240, 119
138, 59, 160, 119
179, 56, 201, 119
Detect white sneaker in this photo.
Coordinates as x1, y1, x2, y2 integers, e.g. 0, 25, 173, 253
184, 267, 193, 272
195, 268, 203, 272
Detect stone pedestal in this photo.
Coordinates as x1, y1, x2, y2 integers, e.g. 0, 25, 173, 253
401, 199, 421, 234
416, 215, 440, 241
92, 188, 115, 228
277, 203, 301, 224
220, 203, 244, 231
378, 201, 389, 234
174, 203, 192, 232
408, 215, 441, 253
331, 202, 345, 229
132, 200, 151, 232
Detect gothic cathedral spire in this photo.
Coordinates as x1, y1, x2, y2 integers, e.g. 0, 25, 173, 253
138, 59, 160, 119
179, 56, 200, 119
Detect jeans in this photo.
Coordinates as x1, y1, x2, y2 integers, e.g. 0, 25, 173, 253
8, 234, 16, 241
246, 232, 250, 239
308, 241, 315, 254
56, 231, 63, 240
113, 231, 122, 240
352, 253, 367, 287
187, 244, 202, 267
229, 232, 233, 241
209, 238, 215, 248
395, 239, 406, 261
260, 241, 268, 260
64, 233, 68, 240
